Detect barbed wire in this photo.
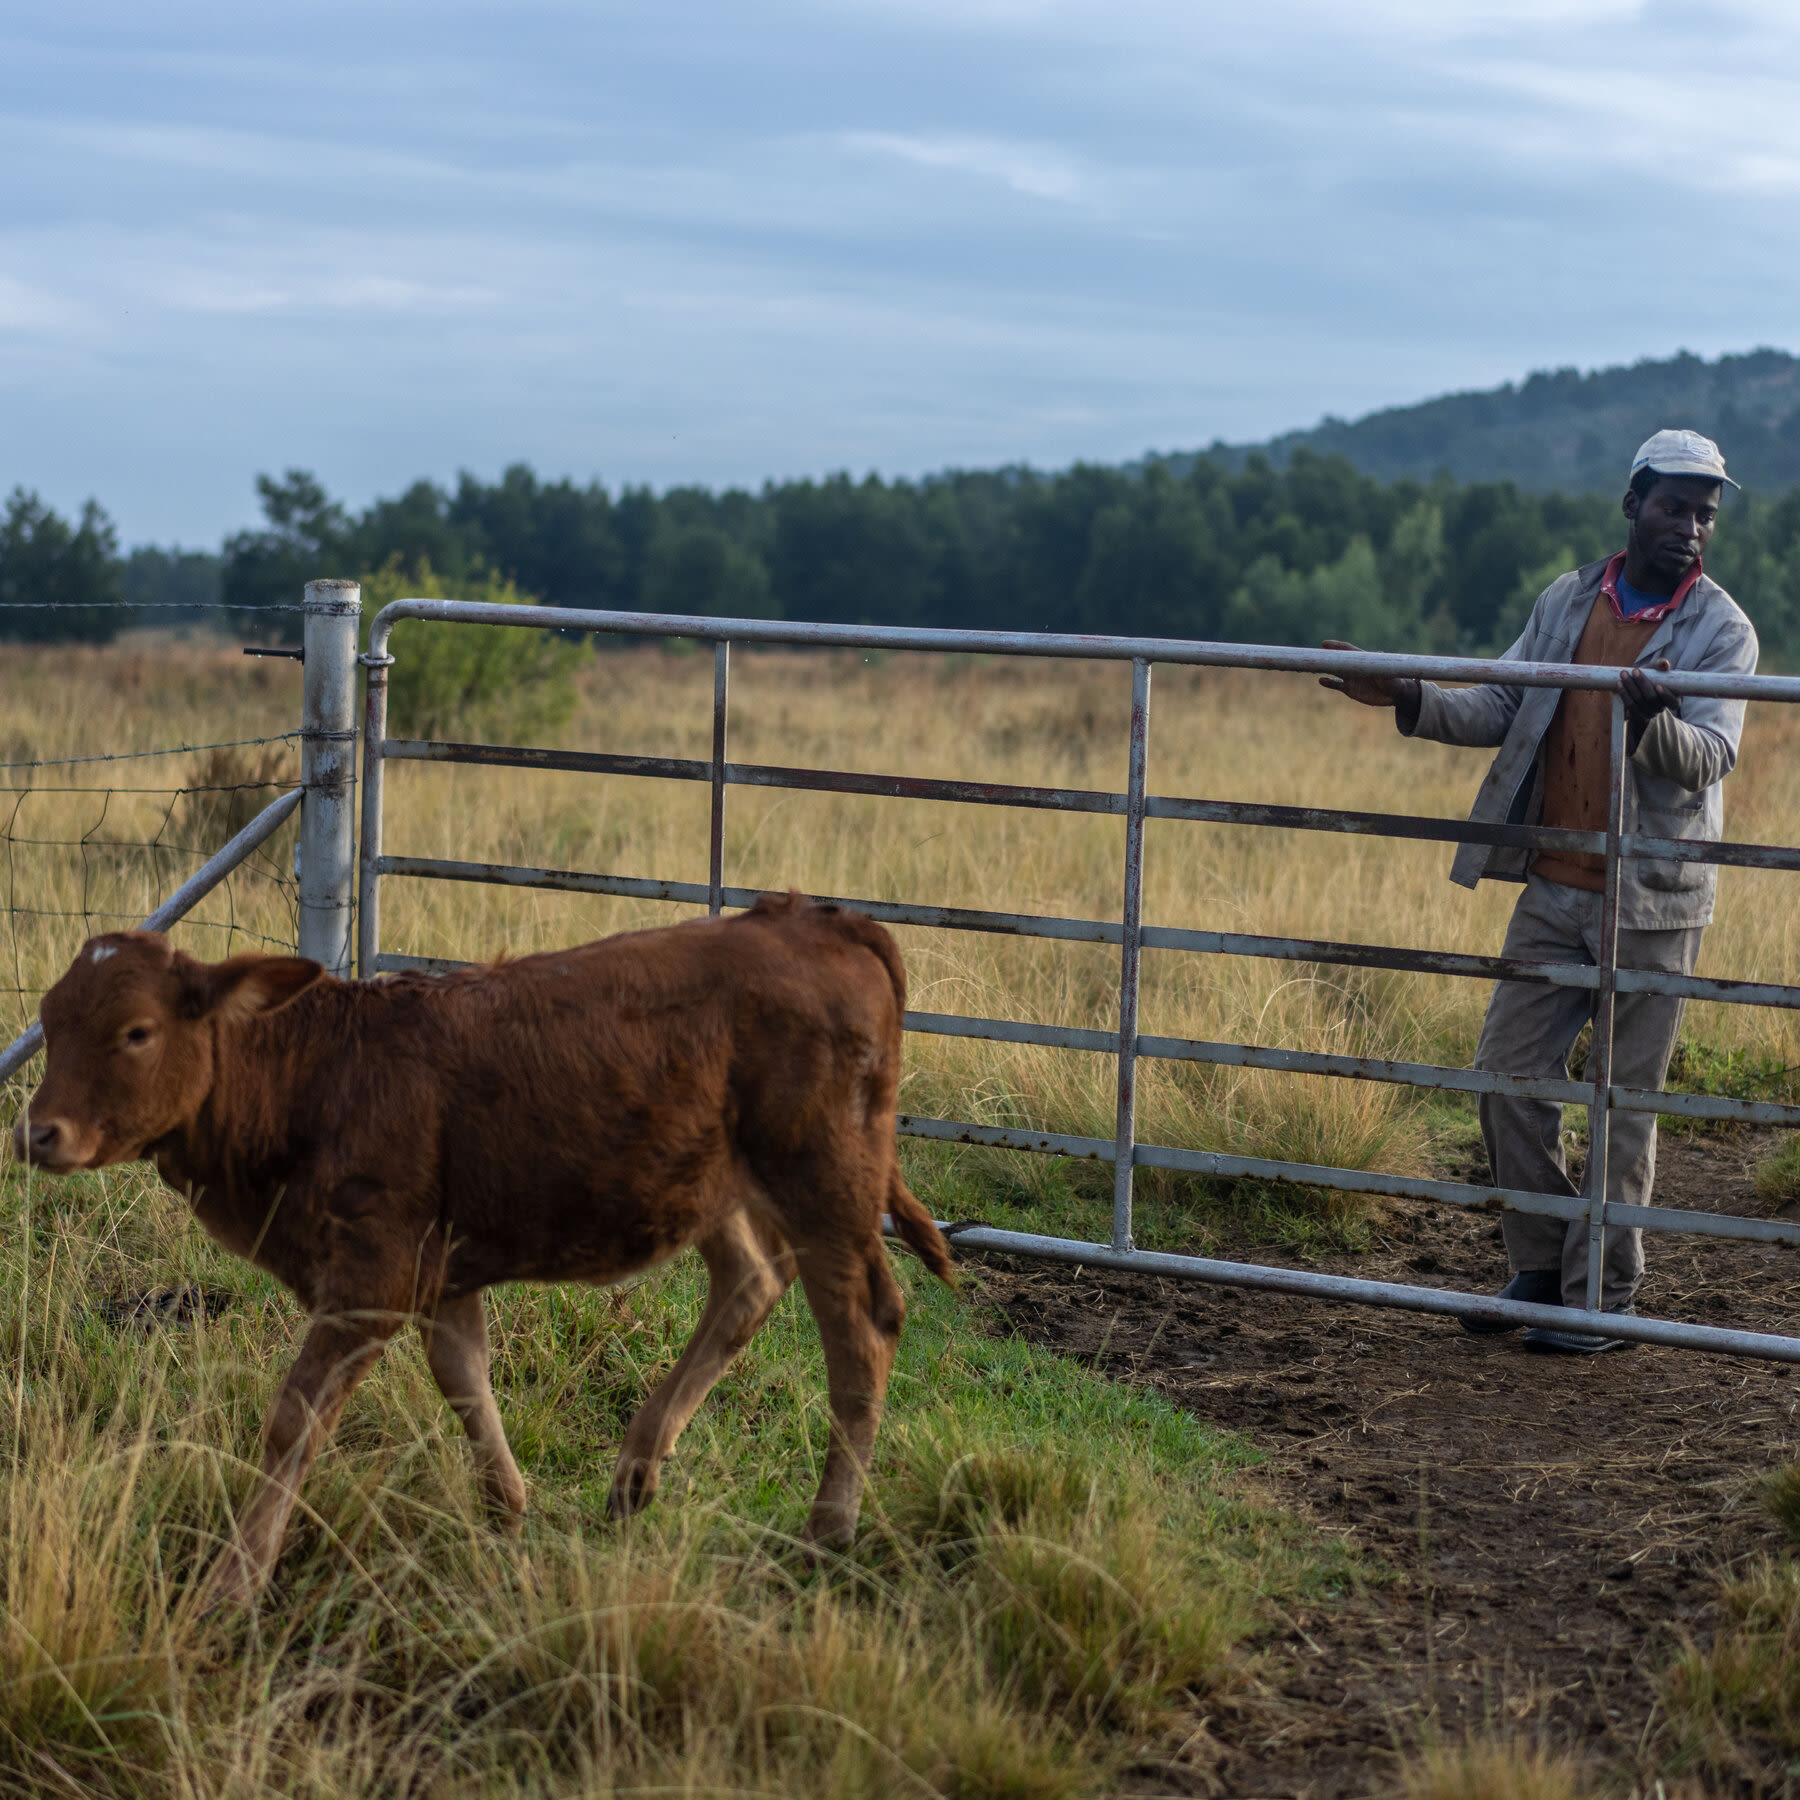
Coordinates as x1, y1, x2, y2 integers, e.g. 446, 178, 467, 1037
0, 781, 296, 796
1, 909, 295, 949
0, 731, 302, 772
0, 602, 305, 612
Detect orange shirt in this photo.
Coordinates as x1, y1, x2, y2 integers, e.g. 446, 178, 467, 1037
1531, 594, 1660, 893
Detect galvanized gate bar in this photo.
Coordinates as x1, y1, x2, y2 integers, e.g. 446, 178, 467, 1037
356, 598, 1800, 1364
384, 740, 712, 782
906, 1011, 1800, 1125
360, 598, 1800, 703
374, 854, 1800, 1013
381, 736, 1800, 873
355, 977, 1800, 1129
1582, 695, 1629, 1312
884, 1218, 1800, 1363
1111, 661, 1152, 1252
357, 636, 393, 979
893, 1112, 1800, 1246
709, 644, 729, 916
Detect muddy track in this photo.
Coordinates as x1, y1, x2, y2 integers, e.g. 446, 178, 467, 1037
973, 1129, 1800, 1797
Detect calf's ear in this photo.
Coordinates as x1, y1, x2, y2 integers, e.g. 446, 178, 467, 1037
186, 955, 325, 1023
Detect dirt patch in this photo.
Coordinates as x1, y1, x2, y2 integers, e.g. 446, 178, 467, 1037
973, 1129, 1800, 1797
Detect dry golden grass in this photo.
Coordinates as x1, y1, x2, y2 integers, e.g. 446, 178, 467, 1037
8, 637, 1799, 1192
1395, 1738, 1594, 1800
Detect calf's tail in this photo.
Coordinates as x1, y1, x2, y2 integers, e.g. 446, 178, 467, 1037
887, 1168, 955, 1285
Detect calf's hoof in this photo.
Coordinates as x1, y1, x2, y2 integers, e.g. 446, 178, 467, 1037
194, 1547, 264, 1616
606, 1459, 658, 1522
481, 1488, 528, 1536
800, 1506, 859, 1554
490, 1506, 527, 1539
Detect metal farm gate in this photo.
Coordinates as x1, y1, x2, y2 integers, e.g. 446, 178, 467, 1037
341, 594, 1800, 1364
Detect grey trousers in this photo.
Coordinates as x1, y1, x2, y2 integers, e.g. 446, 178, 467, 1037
1473, 875, 1704, 1311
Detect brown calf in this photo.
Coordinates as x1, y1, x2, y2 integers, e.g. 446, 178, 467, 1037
14, 894, 952, 1607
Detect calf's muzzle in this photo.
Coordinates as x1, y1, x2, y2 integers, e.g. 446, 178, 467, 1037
11, 1110, 86, 1172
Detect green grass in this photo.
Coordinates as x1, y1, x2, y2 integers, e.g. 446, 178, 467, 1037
1660, 1555, 1800, 1788
901, 1137, 1384, 1261
0, 1136, 1348, 1797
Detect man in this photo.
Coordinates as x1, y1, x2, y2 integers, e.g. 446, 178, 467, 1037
1323, 430, 1757, 1352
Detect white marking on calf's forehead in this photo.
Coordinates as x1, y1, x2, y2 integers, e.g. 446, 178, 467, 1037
89, 945, 118, 965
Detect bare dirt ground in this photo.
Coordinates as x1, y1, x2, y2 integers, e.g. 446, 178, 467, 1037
973, 1128, 1800, 1798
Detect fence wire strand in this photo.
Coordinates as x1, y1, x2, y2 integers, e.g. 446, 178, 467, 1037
0, 732, 302, 773
0, 602, 304, 612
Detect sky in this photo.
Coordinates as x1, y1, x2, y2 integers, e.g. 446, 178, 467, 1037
4, 0, 1800, 547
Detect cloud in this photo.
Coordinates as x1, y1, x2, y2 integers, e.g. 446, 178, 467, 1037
149, 271, 496, 316
0, 276, 81, 333
836, 130, 1096, 204
3, 0, 1799, 543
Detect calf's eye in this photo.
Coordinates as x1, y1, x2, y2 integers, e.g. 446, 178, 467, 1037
123, 1026, 153, 1048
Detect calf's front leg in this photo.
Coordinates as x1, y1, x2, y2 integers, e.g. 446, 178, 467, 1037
420, 1290, 527, 1526
197, 1313, 395, 1611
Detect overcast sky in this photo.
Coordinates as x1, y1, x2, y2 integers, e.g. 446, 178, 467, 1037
4, 0, 1799, 545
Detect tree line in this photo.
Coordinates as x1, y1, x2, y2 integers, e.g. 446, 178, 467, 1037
9, 453, 1800, 661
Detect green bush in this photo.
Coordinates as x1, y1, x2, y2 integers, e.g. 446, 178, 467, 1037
361, 559, 589, 741
1753, 1137, 1800, 1208
1757, 1463, 1800, 1542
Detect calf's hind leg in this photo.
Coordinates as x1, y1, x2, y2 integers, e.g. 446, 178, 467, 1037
420, 1290, 527, 1527
608, 1210, 795, 1520
797, 1234, 905, 1548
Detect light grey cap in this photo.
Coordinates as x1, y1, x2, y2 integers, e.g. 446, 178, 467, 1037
1631, 427, 1739, 490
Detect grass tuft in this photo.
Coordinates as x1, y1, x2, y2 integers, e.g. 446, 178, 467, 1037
1755, 1463, 1800, 1541
1659, 1555, 1800, 1786
1395, 1738, 1591, 1800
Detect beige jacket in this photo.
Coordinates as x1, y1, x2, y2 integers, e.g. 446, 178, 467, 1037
1402, 557, 1758, 928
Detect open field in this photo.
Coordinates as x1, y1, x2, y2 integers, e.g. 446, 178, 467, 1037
1, 635, 1799, 1794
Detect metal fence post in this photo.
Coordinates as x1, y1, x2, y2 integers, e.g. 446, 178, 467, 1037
709, 642, 730, 915
1111, 658, 1152, 1253
299, 579, 361, 977
1584, 689, 1629, 1315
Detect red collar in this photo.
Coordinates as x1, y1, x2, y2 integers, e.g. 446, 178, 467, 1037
1600, 550, 1702, 625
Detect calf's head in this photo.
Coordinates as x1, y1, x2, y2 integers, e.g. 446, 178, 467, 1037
14, 933, 322, 1172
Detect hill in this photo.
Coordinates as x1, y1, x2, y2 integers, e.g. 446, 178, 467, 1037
1190, 348, 1800, 494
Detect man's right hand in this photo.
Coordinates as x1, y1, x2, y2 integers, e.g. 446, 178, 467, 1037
1317, 640, 1421, 713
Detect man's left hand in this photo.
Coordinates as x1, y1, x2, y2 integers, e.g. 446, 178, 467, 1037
1621, 658, 1680, 750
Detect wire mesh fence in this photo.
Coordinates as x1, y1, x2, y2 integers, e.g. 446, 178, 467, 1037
0, 733, 304, 1043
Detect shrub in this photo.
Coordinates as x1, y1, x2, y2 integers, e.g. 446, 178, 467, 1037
180, 742, 299, 849
361, 559, 589, 742
1753, 1136, 1800, 1208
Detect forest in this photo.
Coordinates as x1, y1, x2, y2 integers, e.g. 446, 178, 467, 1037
11, 449, 1800, 664
1204, 347, 1800, 494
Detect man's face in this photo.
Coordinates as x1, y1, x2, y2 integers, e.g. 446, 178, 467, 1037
1622, 475, 1722, 586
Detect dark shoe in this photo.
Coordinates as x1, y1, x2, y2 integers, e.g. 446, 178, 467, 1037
1522, 1305, 1638, 1356
1459, 1269, 1564, 1335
